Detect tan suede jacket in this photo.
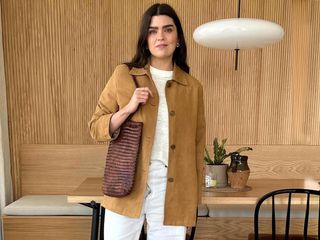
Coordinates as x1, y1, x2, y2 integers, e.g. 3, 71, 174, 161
89, 63, 206, 226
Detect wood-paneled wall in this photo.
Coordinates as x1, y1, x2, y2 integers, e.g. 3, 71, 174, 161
1, 0, 320, 198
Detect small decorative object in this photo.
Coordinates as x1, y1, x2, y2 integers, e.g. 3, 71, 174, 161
204, 138, 253, 188
205, 166, 217, 188
227, 152, 252, 189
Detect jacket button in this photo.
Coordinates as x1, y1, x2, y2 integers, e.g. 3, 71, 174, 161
170, 144, 176, 150
166, 82, 172, 88
169, 110, 175, 116
168, 177, 174, 182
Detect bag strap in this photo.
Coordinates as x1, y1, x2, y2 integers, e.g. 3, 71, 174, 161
132, 75, 139, 88
127, 75, 139, 121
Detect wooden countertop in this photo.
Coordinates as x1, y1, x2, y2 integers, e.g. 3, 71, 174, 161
68, 177, 320, 205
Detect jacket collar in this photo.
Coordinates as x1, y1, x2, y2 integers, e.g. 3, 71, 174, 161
129, 63, 188, 86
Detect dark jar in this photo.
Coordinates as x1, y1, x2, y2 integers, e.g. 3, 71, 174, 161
227, 154, 250, 189
229, 154, 250, 172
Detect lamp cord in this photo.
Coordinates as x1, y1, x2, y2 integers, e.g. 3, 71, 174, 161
235, 0, 241, 70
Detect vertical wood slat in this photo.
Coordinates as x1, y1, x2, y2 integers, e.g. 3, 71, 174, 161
1, 0, 112, 197
1, 0, 320, 198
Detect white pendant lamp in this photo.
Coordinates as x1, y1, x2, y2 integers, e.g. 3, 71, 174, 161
193, 18, 284, 49
193, 0, 284, 70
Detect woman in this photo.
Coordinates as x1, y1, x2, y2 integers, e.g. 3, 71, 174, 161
89, 3, 206, 240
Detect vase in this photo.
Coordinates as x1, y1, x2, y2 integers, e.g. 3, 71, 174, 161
227, 154, 250, 189
205, 164, 228, 188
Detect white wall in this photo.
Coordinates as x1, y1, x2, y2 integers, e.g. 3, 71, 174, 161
0, 2, 13, 239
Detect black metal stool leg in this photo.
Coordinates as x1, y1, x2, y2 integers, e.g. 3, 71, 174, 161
189, 226, 196, 240
80, 201, 101, 240
188, 209, 198, 240
90, 201, 101, 240
100, 206, 105, 240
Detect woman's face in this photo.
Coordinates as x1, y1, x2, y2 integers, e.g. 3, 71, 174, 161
147, 15, 178, 63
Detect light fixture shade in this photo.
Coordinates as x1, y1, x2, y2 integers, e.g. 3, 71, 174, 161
193, 18, 284, 49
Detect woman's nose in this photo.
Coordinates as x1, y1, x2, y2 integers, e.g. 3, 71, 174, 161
156, 30, 164, 40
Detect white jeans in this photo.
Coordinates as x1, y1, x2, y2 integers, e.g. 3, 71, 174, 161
104, 160, 187, 240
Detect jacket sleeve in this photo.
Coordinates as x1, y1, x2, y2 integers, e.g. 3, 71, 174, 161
88, 68, 120, 142
196, 84, 206, 204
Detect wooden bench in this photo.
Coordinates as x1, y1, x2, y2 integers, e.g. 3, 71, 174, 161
2, 144, 106, 240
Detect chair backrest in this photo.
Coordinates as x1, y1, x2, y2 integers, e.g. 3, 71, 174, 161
254, 188, 320, 240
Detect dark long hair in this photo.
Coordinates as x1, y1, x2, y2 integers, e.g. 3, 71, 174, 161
125, 3, 189, 73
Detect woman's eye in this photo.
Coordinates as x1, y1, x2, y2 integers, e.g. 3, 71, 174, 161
149, 30, 157, 34
165, 28, 173, 33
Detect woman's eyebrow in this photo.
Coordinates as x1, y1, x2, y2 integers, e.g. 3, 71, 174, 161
148, 24, 174, 29
163, 24, 174, 28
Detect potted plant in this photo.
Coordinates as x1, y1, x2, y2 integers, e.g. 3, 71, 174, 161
204, 138, 252, 188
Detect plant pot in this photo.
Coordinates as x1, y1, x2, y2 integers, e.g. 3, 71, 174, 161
205, 164, 228, 188
227, 154, 250, 189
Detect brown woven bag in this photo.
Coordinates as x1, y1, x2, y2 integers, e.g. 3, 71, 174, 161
102, 76, 142, 197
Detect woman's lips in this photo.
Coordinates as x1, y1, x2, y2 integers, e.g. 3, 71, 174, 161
156, 44, 167, 48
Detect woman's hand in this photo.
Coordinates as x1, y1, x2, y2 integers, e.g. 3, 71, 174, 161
125, 87, 153, 113
109, 87, 153, 136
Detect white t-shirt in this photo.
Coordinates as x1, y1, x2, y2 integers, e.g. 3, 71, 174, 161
149, 65, 173, 166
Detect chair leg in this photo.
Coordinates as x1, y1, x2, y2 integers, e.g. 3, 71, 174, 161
189, 226, 196, 240
139, 225, 146, 240
188, 210, 198, 240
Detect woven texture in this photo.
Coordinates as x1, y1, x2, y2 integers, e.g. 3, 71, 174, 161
102, 120, 143, 197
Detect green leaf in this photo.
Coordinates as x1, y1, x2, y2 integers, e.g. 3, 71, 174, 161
221, 138, 228, 146
205, 147, 211, 160
204, 156, 212, 164
234, 147, 253, 154
210, 137, 253, 164
204, 147, 213, 164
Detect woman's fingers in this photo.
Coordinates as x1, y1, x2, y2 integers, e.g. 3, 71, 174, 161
139, 92, 149, 97
138, 96, 149, 105
134, 87, 153, 106
137, 97, 147, 102
136, 87, 153, 97
144, 87, 153, 97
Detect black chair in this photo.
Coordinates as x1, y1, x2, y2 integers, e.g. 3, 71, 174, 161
253, 188, 320, 240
